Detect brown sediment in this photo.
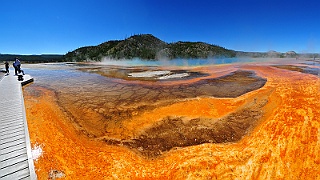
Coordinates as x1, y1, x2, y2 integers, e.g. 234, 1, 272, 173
273, 65, 305, 72
96, 69, 270, 158
273, 65, 320, 76
54, 70, 267, 141
103, 90, 273, 158
24, 64, 320, 179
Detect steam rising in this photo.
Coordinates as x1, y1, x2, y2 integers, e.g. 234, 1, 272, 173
98, 57, 264, 67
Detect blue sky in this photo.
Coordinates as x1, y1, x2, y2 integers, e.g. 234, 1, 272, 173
1, 0, 320, 54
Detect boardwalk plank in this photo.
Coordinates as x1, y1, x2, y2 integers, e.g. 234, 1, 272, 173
0, 148, 27, 162
0, 138, 26, 151
0, 127, 25, 137
0, 135, 26, 145
0, 160, 29, 179
0, 131, 25, 141
0, 124, 24, 134
1, 144, 26, 156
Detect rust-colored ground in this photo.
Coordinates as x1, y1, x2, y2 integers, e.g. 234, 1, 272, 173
24, 64, 320, 179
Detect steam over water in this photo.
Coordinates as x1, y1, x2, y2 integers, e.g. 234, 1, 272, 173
98, 57, 262, 66
23, 58, 267, 101
24, 58, 261, 93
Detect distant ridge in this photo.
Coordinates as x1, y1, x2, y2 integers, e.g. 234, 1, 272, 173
64, 34, 236, 61
65, 34, 320, 62
1, 34, 319, 62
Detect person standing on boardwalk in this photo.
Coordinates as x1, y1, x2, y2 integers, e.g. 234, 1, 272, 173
13, 59, 18, 75
13, 58, 22, 75
4, 61, 9, 75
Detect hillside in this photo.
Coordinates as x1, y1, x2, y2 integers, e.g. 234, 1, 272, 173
2, 34, 319, 63
164, 41, 236, 59
64, 34, 236, 61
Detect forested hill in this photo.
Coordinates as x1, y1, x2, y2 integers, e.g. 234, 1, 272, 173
64, 34, 236, 61
2, 34, 317, 63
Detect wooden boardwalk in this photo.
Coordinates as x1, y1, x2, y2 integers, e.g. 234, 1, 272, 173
0, 73, 36, 180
